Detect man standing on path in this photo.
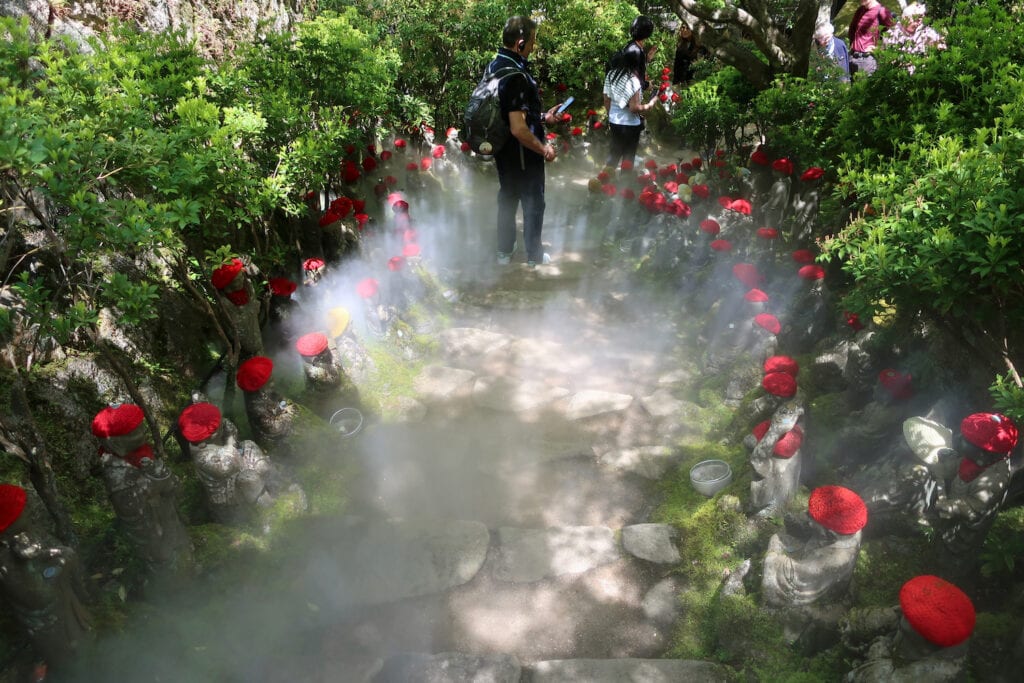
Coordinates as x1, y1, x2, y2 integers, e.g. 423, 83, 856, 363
491, 16, 561, 268
848, 0, 894, 76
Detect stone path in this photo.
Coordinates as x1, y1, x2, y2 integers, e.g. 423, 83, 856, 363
304, 195, 728, 680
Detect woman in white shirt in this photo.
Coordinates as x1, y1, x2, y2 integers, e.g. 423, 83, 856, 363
602, 39, 659, 170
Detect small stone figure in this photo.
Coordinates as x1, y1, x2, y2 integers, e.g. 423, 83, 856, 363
779, 264, 833, 354
845, 575, 974, 682
178, 402, 298, 524
738, 366, 800, 429
303, 257, 326, 288
91, 404, 193, 577
0, 484, 93, 668
295, 332, 361, 414
935, 412, 1018, 579
835, 369, 916, 477
748, 399, 805, 515
211, 258, 263, 358
328, 307, 376, 386
790, 167, 824, 242
267, 277, 299, 326
235, 356, 296, 453
762, 485, 866, 607
760, 157, 793, 230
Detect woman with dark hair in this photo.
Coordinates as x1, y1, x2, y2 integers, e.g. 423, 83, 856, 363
602, 16, 658, 169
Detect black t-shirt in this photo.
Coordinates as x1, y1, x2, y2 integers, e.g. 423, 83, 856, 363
491, 48, 544, 167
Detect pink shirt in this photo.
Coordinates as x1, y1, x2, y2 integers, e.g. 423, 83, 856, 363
849, 3, 895, 53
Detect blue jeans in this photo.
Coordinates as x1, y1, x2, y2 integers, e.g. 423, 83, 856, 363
495, 158, 545, 262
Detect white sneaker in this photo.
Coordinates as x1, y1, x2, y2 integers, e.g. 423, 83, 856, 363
497, 253, 511, 265
542, 253, 551, 265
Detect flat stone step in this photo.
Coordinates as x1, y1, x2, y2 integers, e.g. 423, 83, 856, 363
529, 658, 732, 682
375, 652, 521, 683
494, 525, 620, 583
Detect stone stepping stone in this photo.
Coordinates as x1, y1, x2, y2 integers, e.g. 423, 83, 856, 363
560, 389, 634, 421
494, 526, 620, 583
473, 376, 571, 413
320, 519, 489, 605
529, 658, 731, 682
639, 388, 686, 418
642, 577, 685, 626
597, 446, 679, 480
657, 368, 693, 386
375, 652, 521, 683
621, 524, 681, 564
413, 365, 476, 403
439, 327, 511, 363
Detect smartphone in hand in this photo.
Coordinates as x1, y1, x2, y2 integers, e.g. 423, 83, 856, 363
556, 96, 575, 114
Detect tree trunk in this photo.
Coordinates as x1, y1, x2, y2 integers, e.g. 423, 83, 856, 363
0, 372, 77, 546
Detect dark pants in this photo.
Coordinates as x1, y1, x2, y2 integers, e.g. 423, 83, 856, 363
495, 157, 545, 262
849, 54, 877, 76
606, 122, 643, 169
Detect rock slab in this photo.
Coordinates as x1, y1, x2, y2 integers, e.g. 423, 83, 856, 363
529, 658, 731, 682
494, 526, 620, 583
621, 524, 681, 564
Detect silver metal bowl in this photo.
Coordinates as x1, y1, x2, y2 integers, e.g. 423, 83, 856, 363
689, 459, 733, 497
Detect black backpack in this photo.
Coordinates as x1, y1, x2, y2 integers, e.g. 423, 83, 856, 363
463, 59, 522, 156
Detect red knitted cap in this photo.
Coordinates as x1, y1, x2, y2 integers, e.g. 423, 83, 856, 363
211, 258, 244, 290
91, 404, 145, 438
791, 249, 815, 264
745, 288, 770, 303
356, 278, 379, 299
756, 227, 779, 239
123, 443, 154, 469
878, 369, 913, 400
750, 149, 771, 166
710, 239, 732, 252
728, 198, 752, 215
772, 158, 794, 175
763, 371, 797, 397
754, 313, 781, 335
798, 264, 826, 280
764, 355, 799, 377
303, 257, 325, 272
295, 332, 329, 357
699, 219, 720, 235
961, 412, 1018, 454
808, 485, 867, 534
236, 356, 273, 392
800, 166, 825, 181
178, 402, 222, 443
268, 277, 297, 297
732, 263, 763, 288
0, 484, 27, 534
899, 575, 975, 647
750, 421, 803, 458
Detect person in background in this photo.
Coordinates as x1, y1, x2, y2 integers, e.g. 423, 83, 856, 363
672, 23, 702, 85
848, 0, 894, 76
812, 22, 851, 82
489, 15, 561, 268
622, 15, 657, 92
602, 41, 659, 170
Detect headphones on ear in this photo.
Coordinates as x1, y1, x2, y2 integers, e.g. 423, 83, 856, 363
517, 38, 526, 51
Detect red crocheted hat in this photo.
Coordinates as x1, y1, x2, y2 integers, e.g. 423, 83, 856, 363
178, 402, 222, 444
756, 227, 779, 239
750, 149, 771, 166
808, 485, 867, 534
268, 277, 297, 297
744, 288, 769, 303
763, 371, 797, 397
236, 356, 273, 392
728, 198, 752, 215
699, 219, 720, 235
791, 249, 815, 264
798, 264, 826, 280
123, 443, 154, 469
356, 278, 379, 299
878, 369, 913, 400
960, 412, 1018, 454
710, 239, 732, 252
764, 355, 799, 377
800, 166, 825, 182
91, 404, 145, 438
303, 257, 325, 272
732, 263, 763, 288
0, 484, 27, 534
211, 258, 244, 290
772, 158, 794, 175
899, 575, 976, 647
295, 332, 329, 357
751, 421, 804, 458
754, 313, 781, 335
